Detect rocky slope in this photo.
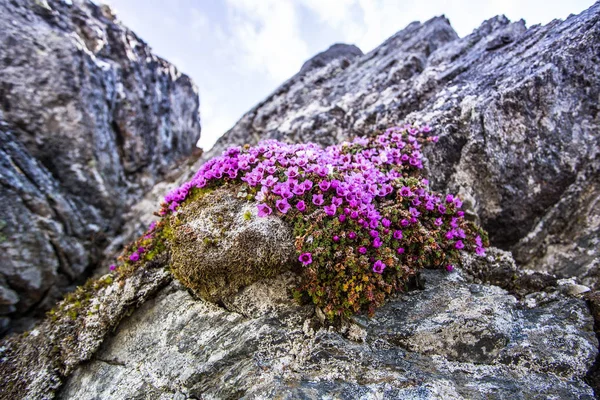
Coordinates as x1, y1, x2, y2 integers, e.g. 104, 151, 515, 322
0, 0, 201, 334
201, 3, 600, 288
0, 194, 597, 399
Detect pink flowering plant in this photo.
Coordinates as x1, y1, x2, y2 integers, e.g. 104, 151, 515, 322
117, 124, 488, 320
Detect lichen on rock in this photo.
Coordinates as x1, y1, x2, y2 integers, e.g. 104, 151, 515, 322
170, 188, 296, 303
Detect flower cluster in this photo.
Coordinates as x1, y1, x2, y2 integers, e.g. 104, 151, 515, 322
160, 124, 488, 319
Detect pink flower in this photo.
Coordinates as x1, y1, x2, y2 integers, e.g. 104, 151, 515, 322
393, 230, 403, 240
348, 231, 357, 239
324, 204, 337, 216
129, 252, 140, 262
455, 240, 465, 249
373, 260, 386, 274
296, 201, 306, 212
109, 264, 116, 271
333, 235, 340, 242
339, 214, 346, 222
299, 252, 312, 265
373, 237, 382, 248
358, 246, 367, 254
319, 180, 331, 191
446, 264, 454, 272
476, 247, 486, 256
312, 194, 324, 206
276, 199, 291, 214
397, 247, 405, 254
257, 203, 272, 217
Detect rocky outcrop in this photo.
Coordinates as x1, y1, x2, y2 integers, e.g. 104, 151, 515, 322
0, 0, 201, 333
200, 4, 600, 287
59, 260, 597, 399
1, 187, 597, 399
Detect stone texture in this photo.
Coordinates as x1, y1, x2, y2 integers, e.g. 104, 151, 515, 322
170, 188, 296, 303
0, 0, 201, 333
59, 265, 597, 399
197, 4, 600, 286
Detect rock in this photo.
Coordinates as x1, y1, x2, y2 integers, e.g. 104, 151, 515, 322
0, 0, 201, 333
59, 263, 597, 399
299, 43, 363, 75
196, 4, 600, 287
170, 188, 296, 303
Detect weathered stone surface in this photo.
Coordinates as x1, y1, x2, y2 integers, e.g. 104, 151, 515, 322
59, 264, 597, 399
0, 256, 172, 400
0, 0, 201, 333
170, 188, 296, 303
197, 4, 600, 286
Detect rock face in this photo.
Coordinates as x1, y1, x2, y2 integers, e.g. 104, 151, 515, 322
60, 262, 597, 399
0, 0, 201, 333
202, 4, 600, 287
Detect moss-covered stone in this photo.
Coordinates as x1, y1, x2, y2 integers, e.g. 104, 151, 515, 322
170, 188, 296, 303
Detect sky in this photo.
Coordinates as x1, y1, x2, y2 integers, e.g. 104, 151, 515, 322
101, 0, 596, 150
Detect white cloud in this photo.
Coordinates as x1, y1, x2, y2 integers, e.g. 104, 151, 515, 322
224, 0, 311, 82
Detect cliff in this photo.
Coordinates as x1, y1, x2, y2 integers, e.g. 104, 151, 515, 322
0, 0, 201, 334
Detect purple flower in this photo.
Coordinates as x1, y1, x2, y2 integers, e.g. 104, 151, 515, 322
324, 204, 337, 216
312, 194, 324, 206
276, 199, 291, 214
319, 180, 331, 191
129, 252, 140, 262
409, 207, 420, 217
138, 247, 145, 254
475, 235, 483, 247
338, 214, 346, 222
109, 264, 116, 271
434, 217, 443, 226
331, 196, 343, 207
373, 260, 386, 274
382, 218, 391, 228
445, 194, 454, 203
258, 203, 273, 217
333, 235, 340, 242
393, 230, 403, 240
369, 230, 379, 238
296, 201, 306, 212
350, 211, 359, 219
299, 252, 313, 265
358, 246, 367, 254
399, 187, 412, 197
446, 264, 454, 272
455, 240, 465, 249
286, 166, 299, 178
401, 219, 410, 227
397, 247, 405, 254
476, 247, 486, 256
348, 231, 357, 239
437, 205, 447, 214
292, 185, 306, 196
373, 237, 382, 248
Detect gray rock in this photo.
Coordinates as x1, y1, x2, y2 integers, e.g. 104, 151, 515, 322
0, 0, 201, 332
170, 188, 296, 303
59, 266, 597, 399
196, 4, 600, 286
